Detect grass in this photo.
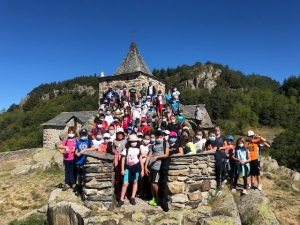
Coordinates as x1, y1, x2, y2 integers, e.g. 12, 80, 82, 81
8, 213, 46, 225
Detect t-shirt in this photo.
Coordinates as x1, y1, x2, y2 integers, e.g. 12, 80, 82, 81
167, 123, 181, 133
185, 142, 197, 154
194, 109, 204, 120
205, 139, 218, 150
121, 147, 140, 166
148, 86, 153, 95
75, 140, 94, 165
140, 144, 151, 163
246, 138, 260, 160
61, 138, 77, 160
92, 139, 103, 149
149, 142, 169, 170
132, 107, 141, 120
105, 115, 114, 126
176, 114, 185, 123
233, 148, 249, 161
129, 88, 136, 98
98, 143, 108, 152
215, 135, 226, 148
138, 125, 151, 134
193, 139, 206, 152
122, 115, 131, 129
172, 90, 180, 100
113, 139, 127, 153
169, 143, 181, 156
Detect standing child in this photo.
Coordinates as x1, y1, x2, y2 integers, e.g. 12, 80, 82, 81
145, 131, 170, 206
116, 134, 144, 207
74, 129, 95, 195
58, 126, 78, 191
194, 106, 205, 126
231, 138, 251, 195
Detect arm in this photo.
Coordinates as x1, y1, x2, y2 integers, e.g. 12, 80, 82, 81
172, 147, 184, 156
153, 147, 170, 161
144, 151, 153, 176
139, 154, 144, 177
121, 156, 125, 175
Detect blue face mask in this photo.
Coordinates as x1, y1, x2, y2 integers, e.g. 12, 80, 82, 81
216, 131, 220, 135
150, 138, 156, 143
81, 136, 88, 141
96, 135, 102, 140
209, 136, 216, 141
169, 137, 177, 143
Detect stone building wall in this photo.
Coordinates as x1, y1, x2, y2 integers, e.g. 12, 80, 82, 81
162, 153, 217, 211
43, 125, 65, 149
83, 151, 115, 210
99, 73, 165, 99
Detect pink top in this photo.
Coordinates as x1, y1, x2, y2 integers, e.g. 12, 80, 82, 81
61, 138, 77, 160
98, 143, 108, 152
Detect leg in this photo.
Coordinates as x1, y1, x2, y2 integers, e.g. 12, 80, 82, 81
131, 180, 138, 198
151, 183, 159, 198
120, 182, 129, 201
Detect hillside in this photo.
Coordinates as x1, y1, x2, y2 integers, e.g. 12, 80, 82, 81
0, 62, 300, 170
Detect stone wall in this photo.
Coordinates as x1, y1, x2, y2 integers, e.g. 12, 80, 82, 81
99, 73, 165, 99
82, 151, 115, 210
43, 125, 65, 149
0, 148, 39, 163
162, 153, 217, 211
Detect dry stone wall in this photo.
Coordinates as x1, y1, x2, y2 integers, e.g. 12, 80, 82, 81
83, 151, 115, 210
162, 153, 217, 211
99, 73, 165, 98
43, 126, 65, 149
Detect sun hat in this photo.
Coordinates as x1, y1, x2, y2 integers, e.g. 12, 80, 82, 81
128, 134, 139, 142
116, 128, 124, 134
247, 130, 254, 136
103, 133, 111, 138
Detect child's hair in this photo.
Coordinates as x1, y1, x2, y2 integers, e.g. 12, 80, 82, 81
96, 129, 103, 135
180, 135, 190, 145
236, 137, 246, 150
195, 129, 205, 138
68, 126, 76, 133
208, 129, 215, 136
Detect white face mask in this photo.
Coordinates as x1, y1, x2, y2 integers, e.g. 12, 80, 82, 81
156, 138, 163, 143
106, 111, 111, 115
109, 130, 115, 135
104, 139, 110, 143
171, 119, 176, 123
196, 135, 202, 140
143, 139, 150, 145
68, 134, 75, 138
97, 124, 102, 128
164, 135, 169, 140
131, 142, 137, 147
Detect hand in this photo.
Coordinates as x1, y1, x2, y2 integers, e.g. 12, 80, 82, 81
141, 171, 144, 177
145, 168, 150, 176
71, 147, 75, 152
152, 157, 157, 162
240, 160, 245, 165
76, 152, 81, 157
121, 170, 125, 176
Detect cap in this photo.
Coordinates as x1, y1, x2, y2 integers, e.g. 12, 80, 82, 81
163, 130, 170, 135
116, 128, 124, 133
141, 117, 147, 122
137, 132, 144, 137
226, 135, 234, 141
182, 126, 189, 131
103, 133, 111, 138
247, 130, 254, 136
169, 131, 177, 137
79, 129, 88, 135
123, 85, 127, 88
128, 134, 139, 142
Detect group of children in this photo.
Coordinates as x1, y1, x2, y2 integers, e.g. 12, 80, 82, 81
58, 84, 270, 207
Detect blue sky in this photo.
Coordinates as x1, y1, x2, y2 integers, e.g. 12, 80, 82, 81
0, 0, 299, 110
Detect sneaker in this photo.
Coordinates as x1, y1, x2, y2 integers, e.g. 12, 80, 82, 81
62, 185, 68, 191
242, 189, 248, 195
148, 198, 157, 206
258, 184, 262, 191
231, 188, 236, 193
116, 200, 124, 208
155, 197, 161, 206
129, 198, 136, 205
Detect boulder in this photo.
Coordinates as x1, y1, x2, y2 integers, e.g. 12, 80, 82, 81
292, 172, 300, 181
11, 165, 31, 176
237, 189, 279, 225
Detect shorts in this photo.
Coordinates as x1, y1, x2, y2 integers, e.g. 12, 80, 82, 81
123, 169, 139, 183
148, 169, 160, 184
157, 104, 163, 111
195, 119, 202, 125
250, 159, 260, 176
76, 165, 84, 178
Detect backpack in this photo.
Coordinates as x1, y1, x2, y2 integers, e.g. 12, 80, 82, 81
155, 96, 160, 106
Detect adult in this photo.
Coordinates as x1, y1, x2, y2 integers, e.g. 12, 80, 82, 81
214, 125, 227, 147
166, 115, 181, 134
128, 85, 138, 103
172, 87, 180, 102
194, 105, 205, 126
147, 81, 156, 99
245, 130, 266, 191
140, 83, 147, 96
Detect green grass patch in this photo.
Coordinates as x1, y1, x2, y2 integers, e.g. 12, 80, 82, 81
8, 213, 46, 225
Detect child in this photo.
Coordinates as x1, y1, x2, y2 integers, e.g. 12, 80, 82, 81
193, 129, 206, 153
168, 131, 184, 156
145, 131, 170, 206
58, 126, 78, 191
112, 128, 127, 198
138, 117, 151, 134
222, 135, 236, 187
156, 91, 163, 118
98, 133, 111, 152
116, 134, 144, 207
194, 106, 205, 126
180, 135, 196, 154
74, 129, 95, 195
92, 129, 103, 149
131, 102, 141, 127
122, 109, 132, 130
231, 138, 251, 195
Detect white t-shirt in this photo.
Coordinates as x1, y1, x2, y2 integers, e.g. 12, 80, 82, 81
172, 90, 180, 100
121, 147, 140, 166
149, 86, 153, 95
194, 139, 206, 152
140, 144, 151, 163
132, 107, 141, 120
92, 139, 103, 149
105, 115, 114, 126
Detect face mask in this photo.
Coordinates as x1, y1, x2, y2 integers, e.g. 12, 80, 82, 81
166, 109, 170, 112
114, 119, 119, 122
68, 134, 75, 138
196, 108, 200, 110
134, 128, 138, 132
174, 89, 177, 91
97, 124, 102, 128
247, 137, 253, 141
169, 137, 177, 143
138, 138, 142, 141
113, 107, 117, 111
131, 142, 137, 147
164, 135, 169, 140
81, 136, 88, 141
238, 143, 244, 148
196, 135, 202, 140
143, 139, 150, 145
216, 131, 220, 135
135, 105, 139, 108
125, 112, 129, 115
156, 138, 163, 143
227, 141, 232, 145
109, 130, 115, 135
142, 122, 147, 126
104, 139, 110, 143
96, 135, 102, 140
99, 119, 104, 122
150, 138, 156, 143
163, 119, 167, 122
209, 136, 216, 141
171, 119, 176, 123
179, 113, 182, 115
106, 111, 111, 115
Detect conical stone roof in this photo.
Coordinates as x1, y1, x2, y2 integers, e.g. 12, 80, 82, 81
114, 42, 153, 76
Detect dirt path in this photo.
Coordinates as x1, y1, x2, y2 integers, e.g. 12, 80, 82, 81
0, 158, 63, 225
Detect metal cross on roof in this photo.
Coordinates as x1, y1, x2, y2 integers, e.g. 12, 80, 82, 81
130, 28, 137, 41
